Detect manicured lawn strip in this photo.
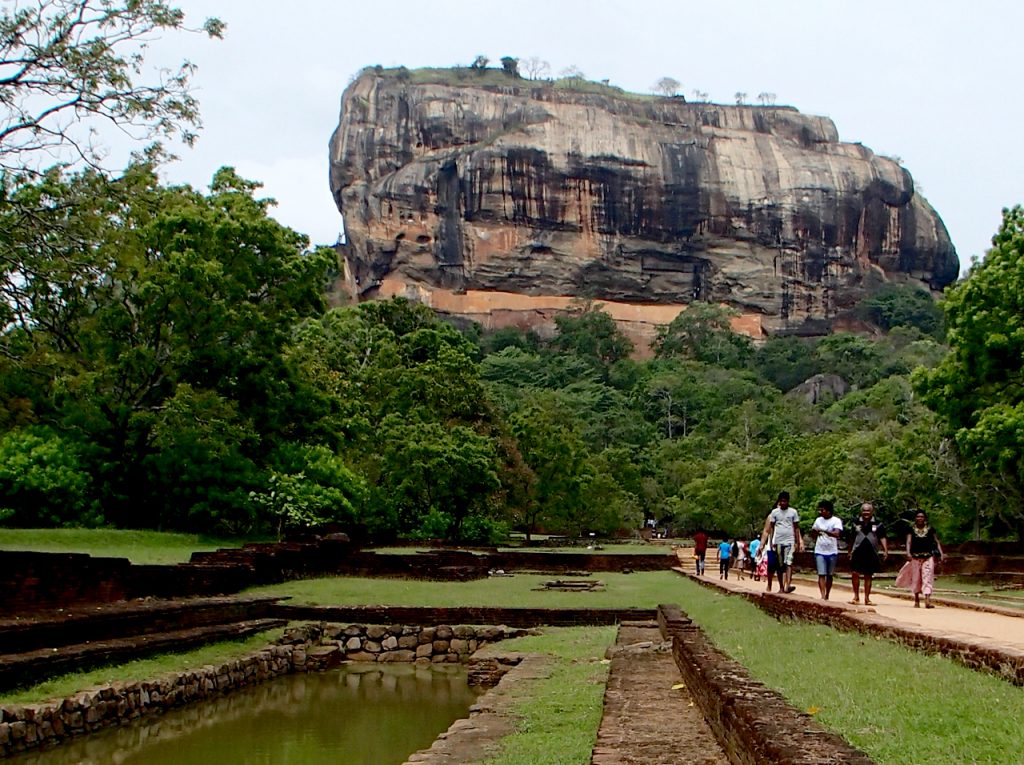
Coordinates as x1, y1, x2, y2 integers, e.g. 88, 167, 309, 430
481, 627, 615, 765
247, 571, 684, 609
0, 528, 260, 565
0, 629, 285, 706
676, 577, 1024, 765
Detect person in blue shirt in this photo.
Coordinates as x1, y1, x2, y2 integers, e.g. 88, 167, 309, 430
717, 538, 733, 580
748, 537, 762, 580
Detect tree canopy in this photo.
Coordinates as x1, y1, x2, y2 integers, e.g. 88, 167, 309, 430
0, 7, 1004, 549
0, 0, 223, 173
915, 206, 1024, 538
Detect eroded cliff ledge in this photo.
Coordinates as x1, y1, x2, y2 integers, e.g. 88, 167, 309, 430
329, 69, 958, 343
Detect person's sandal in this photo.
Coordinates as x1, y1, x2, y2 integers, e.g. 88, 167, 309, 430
864, 600, 874, 606
848, 599, 860, 604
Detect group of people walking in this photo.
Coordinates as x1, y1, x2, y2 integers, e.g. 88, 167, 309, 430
692, 493, 944, 606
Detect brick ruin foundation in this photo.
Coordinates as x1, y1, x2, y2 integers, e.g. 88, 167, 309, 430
0, 607, 885, 763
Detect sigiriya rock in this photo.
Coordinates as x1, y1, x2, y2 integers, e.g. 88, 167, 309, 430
328, 68, 958, 347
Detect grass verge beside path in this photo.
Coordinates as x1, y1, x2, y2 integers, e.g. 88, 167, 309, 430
0, 629, 285, 706
0, 528, 259, 565
481, 627, 615, 765
248, 571, 684, 609
676, 577, 1024, 765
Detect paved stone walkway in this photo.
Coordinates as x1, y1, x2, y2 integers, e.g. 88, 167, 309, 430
591, 622, 729, 765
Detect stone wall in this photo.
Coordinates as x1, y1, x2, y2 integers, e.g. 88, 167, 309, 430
0, 622, 517, 759
274, 605, 655, 628
306, 622, 528, 666
0, 551, 257, 616
0, 644, 298, 758
788, 548, 1024, 576
1, 543, 673, 615
658, 604, 876, 765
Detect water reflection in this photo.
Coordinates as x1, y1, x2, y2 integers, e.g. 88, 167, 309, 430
14, 664, 480, 765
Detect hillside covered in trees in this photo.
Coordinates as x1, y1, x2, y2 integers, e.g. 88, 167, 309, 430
1, 4, 1020, 545
1, 160, 1021, 543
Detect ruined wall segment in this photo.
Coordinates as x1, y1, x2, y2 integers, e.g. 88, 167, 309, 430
329, 69, 958, 338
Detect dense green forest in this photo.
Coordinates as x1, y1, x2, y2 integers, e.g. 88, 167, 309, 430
2, 3, 1022, 545
1, 157, 1022, 543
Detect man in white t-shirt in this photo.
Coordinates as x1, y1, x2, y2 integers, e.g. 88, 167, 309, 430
760, 491, 802, 593
811, 499, 843, 600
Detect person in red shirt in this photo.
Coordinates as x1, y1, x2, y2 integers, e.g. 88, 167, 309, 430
693, 529, 709, 576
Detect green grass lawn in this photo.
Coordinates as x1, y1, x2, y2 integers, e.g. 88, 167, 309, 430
247, 571, 684, 609
480, 627, 615, 765
0, 528, 259, 565
675, 577, 1024, 765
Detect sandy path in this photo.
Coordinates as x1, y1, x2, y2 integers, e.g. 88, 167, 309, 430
676, 550, 1024, 651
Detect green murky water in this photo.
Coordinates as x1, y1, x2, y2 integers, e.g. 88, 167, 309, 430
14, 664, 480, 765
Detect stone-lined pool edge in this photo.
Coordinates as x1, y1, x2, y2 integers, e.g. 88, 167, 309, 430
0, 622, 526, 758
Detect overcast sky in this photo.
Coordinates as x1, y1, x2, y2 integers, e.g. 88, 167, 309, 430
150, 0, 1023, 272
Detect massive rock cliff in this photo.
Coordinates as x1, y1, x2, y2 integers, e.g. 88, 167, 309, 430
328, 69, 958, 343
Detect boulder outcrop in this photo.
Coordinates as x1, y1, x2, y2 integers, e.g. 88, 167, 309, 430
328, 68, 958, 343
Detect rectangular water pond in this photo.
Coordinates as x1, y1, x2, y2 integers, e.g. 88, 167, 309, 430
12, 664, 481, 765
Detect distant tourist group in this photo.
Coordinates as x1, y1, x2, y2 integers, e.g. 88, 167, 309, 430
691, 492, 944, 606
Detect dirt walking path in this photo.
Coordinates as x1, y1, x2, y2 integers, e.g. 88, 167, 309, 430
677, 549, 1024, 651
591, 622, 729, 765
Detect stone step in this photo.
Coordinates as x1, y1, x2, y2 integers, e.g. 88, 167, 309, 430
0, 618, 288, 692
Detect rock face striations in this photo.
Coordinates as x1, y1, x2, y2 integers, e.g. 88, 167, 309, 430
328, 69, 958, 343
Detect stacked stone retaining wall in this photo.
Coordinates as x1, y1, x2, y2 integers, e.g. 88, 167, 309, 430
0, 622, 517, 758
0, 644, 298, 758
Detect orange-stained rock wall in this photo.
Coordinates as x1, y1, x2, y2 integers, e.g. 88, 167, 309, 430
375, 276, 764, 357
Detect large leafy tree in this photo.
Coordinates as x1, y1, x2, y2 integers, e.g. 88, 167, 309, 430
551, 303, 634, 370
0, 164, 335, 530
508, 401, 590, 540
286, 299, 510, 542
860, 283, 945, 339
0, 0, 223, 173
752, 335, 820, 392
654, 302, 752, 368
915, 206, 1024, 538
